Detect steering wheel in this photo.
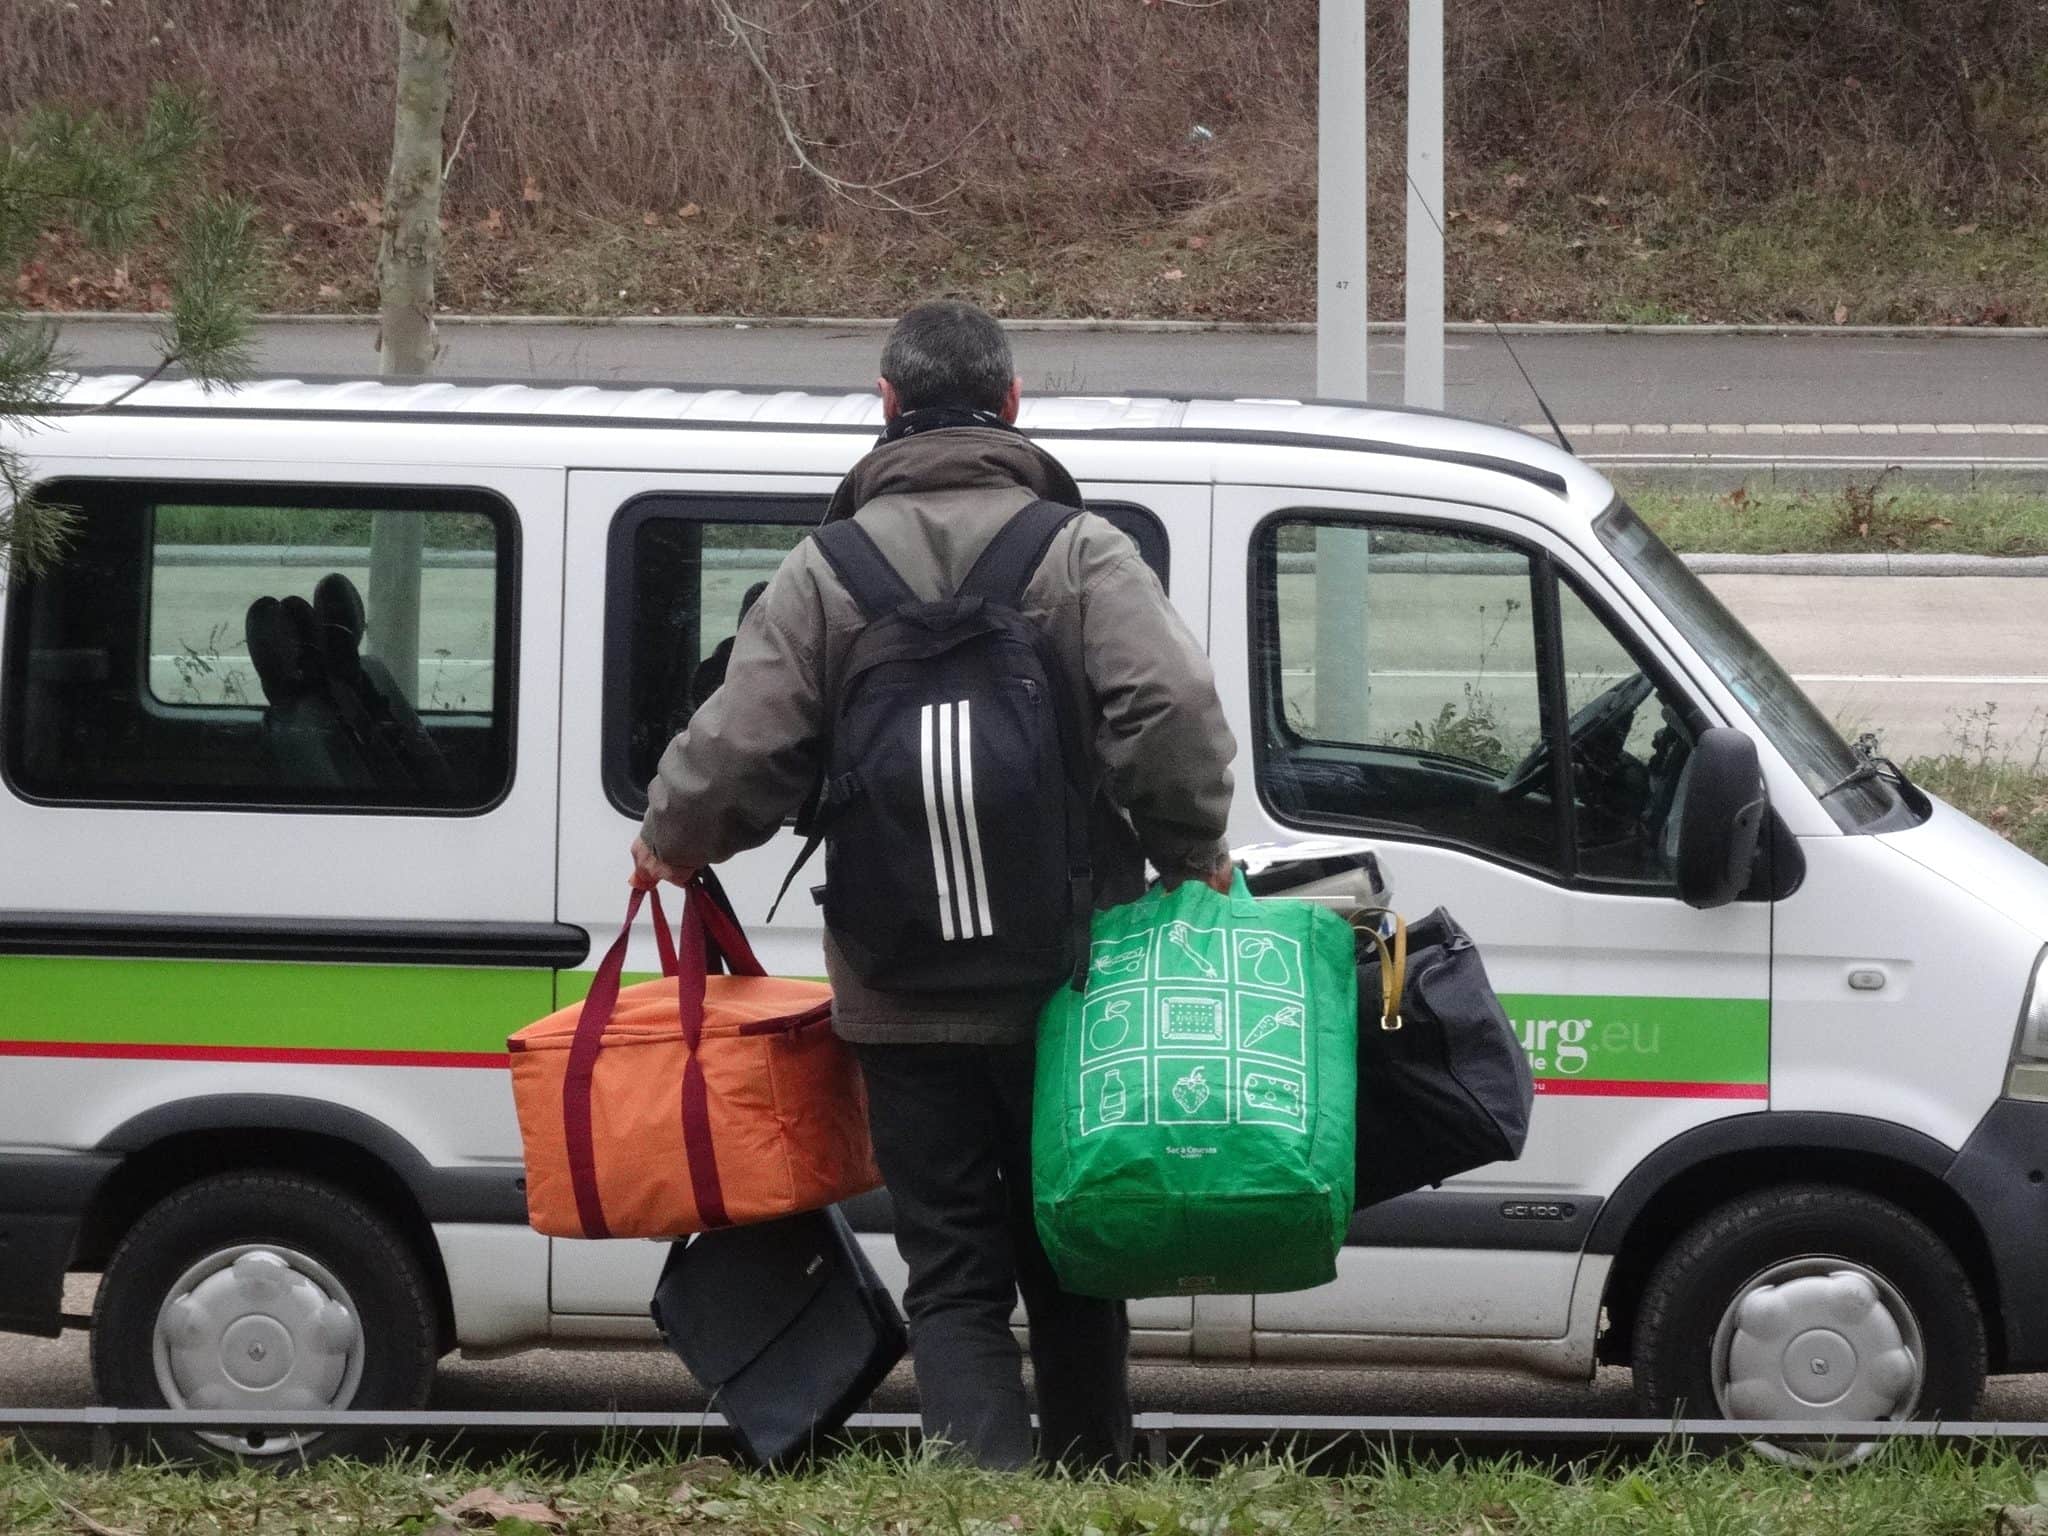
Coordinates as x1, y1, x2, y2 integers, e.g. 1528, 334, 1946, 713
1499, 672, 1654, 800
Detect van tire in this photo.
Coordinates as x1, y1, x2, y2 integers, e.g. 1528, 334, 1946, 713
90, 1170, 437, 1463
1633, 1183, 1985, 1430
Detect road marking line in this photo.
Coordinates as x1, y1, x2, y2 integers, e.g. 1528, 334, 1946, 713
1796, 674, 2048, 686
1583, 453, 2048, 467
1528, 422, 2048, 436
1281, 667, 2048, 686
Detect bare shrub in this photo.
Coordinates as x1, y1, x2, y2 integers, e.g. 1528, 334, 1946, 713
2, 0, 2041, 250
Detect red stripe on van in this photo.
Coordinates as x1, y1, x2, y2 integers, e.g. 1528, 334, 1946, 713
0, 1040, 506, 1069
1535, 1078, 1766, 1100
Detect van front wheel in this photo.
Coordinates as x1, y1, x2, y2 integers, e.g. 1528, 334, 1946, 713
91, 1171, 438, 1462
1633, 1184, 1985, 1457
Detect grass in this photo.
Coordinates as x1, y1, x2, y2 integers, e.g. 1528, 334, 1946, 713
153, 506, 496, 551
1623, 479, 2048, 557
1897, 703, 2048, 864
3, 1441, 2048, 1536
15, 191, 2048, 328
1911, 751, 2048, 861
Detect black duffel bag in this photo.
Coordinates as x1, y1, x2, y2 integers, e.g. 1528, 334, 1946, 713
1352, 907, 1534, 1209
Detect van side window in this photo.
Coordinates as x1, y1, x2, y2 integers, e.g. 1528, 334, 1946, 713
1555, 578, 1696, 884
1253, 515, 1702, 890
1253, 519, 1562, 873
606, 494, 1169, 815
609, 500, 818, 810
2, 480, 515, 812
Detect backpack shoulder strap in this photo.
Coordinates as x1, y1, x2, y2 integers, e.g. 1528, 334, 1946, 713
812, 518, 918, 621
959, 499, 1083, 607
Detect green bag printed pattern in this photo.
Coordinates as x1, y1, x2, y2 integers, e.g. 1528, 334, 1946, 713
1032, 872, 1358, 1298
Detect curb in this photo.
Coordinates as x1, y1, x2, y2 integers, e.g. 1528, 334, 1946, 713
1681, 552, 2048, 577
28, 312, 2048, 339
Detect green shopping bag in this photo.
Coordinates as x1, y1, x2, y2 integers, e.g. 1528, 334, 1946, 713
1032, 871, 1358, 1298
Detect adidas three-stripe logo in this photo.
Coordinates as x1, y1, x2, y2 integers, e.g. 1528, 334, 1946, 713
918, 700, 996, 942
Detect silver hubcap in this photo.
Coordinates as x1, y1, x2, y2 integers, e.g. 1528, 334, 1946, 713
1711, 1256, 1925, 1463
152, 1245, 364, 1457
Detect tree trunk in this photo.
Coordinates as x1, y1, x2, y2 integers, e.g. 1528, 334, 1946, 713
377, 0, 454, 378
370, 0, 455, 699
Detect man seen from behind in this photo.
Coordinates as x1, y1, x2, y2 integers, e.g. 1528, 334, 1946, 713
633, 300, 1237, 1471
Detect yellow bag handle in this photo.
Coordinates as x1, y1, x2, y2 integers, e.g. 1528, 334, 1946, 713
1350, 906, 1407, 1031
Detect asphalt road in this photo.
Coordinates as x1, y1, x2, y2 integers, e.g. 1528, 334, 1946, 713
12, 1274, 2048, 1439
45, 319, 2048, 470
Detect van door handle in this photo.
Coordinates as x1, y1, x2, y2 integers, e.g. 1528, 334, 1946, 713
1847, 968, 1887, 992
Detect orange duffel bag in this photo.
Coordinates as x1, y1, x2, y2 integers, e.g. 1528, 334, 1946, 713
508, 878, 881, 1239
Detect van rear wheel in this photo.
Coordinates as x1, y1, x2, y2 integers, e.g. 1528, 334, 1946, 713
91, 1171, 437, 1463
1633, 1183, 1985, 1462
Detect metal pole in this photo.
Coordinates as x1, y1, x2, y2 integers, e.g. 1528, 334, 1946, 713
1311, 524, 1373, 742
1403, 0, 1445, 408
1316, 0, 1368, 401
1315, 4, 1373, 743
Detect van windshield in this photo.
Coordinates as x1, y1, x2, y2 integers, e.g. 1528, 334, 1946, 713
1594, 499, 1910, 832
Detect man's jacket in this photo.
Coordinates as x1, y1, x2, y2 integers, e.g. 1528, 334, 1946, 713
641, 423, 1237, 1044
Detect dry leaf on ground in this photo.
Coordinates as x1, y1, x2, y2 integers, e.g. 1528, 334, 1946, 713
672, 1455, 734, 1484
51, 1497, 138, 1536
437, 1487, 565, 1529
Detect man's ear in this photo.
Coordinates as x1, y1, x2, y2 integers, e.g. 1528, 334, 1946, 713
879, 377, 902, 421
999, 374, 1022, 424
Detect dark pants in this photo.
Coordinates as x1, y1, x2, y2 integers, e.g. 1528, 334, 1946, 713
854, 1041, 1132, 1472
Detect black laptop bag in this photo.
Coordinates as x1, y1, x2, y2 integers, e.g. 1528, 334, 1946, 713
650, 1205, 907, 1467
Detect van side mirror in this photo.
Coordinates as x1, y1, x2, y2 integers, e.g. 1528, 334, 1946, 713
1675, 727, 1767, 910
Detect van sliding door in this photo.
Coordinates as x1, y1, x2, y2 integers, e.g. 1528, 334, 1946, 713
551, 466, 1204, 1356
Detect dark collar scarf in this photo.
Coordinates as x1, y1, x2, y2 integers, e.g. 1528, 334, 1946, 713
877, 405, 1020, 444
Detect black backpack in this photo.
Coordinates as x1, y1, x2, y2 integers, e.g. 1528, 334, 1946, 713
773, 499, 1093, 993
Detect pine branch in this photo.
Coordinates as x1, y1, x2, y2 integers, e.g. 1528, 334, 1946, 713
166, 196, 259, 388
1, 91, 254, 576
0, 315, 65, 413
0, 445, 77, 579
138, 85, 210, 182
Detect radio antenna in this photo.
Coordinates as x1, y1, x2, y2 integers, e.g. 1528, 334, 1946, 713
1403, 169, 1574, 456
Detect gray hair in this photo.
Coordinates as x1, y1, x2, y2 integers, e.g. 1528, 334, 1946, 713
878, 300, 1015, 414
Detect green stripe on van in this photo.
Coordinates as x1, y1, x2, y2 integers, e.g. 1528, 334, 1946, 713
0, 954, 1766, 1089
1500, 993, 1769, 1085
0, 956, 548, 1054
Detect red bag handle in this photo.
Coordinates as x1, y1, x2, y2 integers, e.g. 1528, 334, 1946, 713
562, 878, 760, 1238
649, 889, 680, 977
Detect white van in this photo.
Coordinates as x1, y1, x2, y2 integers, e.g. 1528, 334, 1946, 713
4, 375, 2045, 1458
